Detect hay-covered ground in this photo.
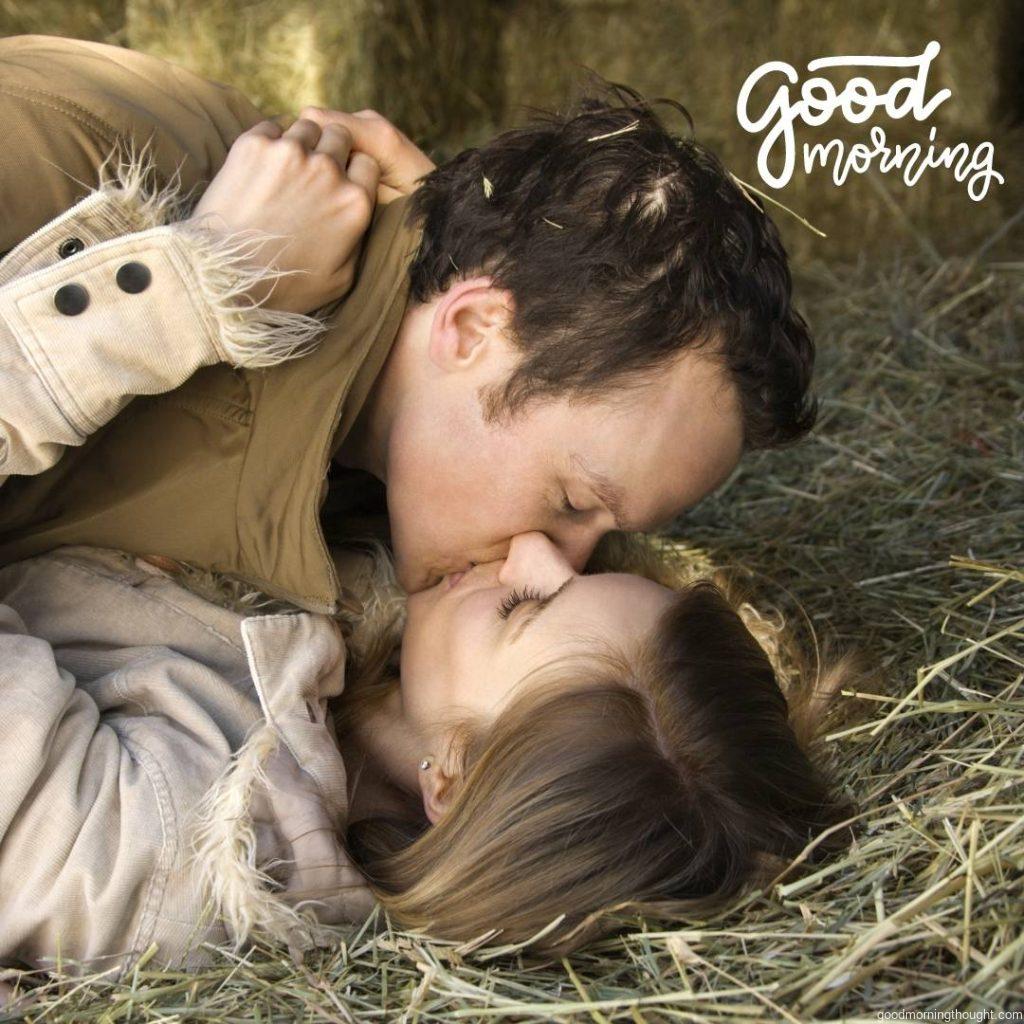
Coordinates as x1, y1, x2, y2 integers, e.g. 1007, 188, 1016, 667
1, 240, 1022, 1019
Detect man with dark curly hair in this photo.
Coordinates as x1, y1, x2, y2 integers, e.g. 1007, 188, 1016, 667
0, 36, 814, 603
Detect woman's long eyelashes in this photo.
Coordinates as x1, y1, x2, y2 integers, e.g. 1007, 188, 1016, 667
497, 587, 544, 620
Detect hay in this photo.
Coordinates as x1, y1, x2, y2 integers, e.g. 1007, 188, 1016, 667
2, 228, 1021, 1018
4, 0, 1022, 261
499, 0, 1024, 263
0, 4, 1022, 1013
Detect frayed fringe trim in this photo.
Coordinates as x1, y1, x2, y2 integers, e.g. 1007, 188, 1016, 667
342, 539, 407, 667
189, 725, 319, 950
94, 135, 192, 236
171, 219, 326, 369
99, 136, 325, 370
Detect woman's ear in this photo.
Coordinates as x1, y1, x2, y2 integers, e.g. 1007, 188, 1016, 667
418, 731, 467, 825
427, 277, 515, 373
420, 768, 453, 825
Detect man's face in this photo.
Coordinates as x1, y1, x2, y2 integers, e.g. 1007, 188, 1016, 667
384, 296, 745, 592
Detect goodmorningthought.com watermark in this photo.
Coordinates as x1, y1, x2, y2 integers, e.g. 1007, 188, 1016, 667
875, 1011, 1024, 1021
736, 41, 1004, 202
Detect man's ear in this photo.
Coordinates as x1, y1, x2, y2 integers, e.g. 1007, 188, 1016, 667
427, 277, 514, 373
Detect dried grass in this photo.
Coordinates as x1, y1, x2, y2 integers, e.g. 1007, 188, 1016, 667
0, 1, 1022, 1014
2, 226, 1021, 1021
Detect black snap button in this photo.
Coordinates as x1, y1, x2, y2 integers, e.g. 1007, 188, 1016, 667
53, 283, 89, 316
57, 237, 85, 259
116, 261, 152, 294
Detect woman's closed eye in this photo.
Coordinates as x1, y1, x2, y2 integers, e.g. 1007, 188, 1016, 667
497, 587, 544, 620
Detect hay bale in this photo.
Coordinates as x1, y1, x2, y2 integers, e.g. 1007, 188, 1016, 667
3, 0, 1018, 261
123, 0, 379, 114
0, 0, 124, 42
499, 0, 1023, 261
122, 0, 505, 149
359, 0, 506, 152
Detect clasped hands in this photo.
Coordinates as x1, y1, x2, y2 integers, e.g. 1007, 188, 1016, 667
190, 107, 435, 314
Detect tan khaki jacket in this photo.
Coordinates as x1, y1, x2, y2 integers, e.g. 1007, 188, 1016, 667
0, 35, 423, 613
0, 132, 374, 975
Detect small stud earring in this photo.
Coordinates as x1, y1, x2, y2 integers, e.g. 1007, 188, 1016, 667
419, 758, 432, 771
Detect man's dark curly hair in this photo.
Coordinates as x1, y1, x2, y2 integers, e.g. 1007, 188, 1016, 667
406, 81, 817, 450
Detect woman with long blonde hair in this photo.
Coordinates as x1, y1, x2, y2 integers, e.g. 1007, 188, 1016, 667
309, 530, 857, 954
0, 525, 856, 974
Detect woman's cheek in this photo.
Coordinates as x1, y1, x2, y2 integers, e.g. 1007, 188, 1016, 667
457, 594, 501, 669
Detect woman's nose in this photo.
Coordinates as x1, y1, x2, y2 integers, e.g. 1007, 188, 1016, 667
498, 532, 577, 592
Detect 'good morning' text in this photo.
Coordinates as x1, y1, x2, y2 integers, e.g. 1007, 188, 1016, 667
736, 41, 1003, 201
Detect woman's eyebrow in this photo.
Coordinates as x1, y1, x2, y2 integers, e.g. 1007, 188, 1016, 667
509, 576, 577, 642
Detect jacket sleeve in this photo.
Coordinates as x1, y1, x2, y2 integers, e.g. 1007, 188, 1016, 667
0, 34, 264, 256
0, 150, 326, 486
0, 594, 234, 970
0, 555, 371, 971
0, 601, 155, 967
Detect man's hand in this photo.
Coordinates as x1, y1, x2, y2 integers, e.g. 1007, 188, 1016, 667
189, 117, 381, 314
294, 107, 436, 204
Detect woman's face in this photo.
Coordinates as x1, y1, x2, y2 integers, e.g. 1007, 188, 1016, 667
401, 532, 676, 730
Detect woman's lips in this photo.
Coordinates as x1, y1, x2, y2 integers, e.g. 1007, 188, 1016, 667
445, 570, 467, 590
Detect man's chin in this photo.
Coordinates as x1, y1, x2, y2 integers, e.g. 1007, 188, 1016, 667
394, 543, 477, 594
393, 557, 439, 595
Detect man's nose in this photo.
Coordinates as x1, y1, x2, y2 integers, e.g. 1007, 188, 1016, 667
557, 526, 603, 573
498, 532, 577, 592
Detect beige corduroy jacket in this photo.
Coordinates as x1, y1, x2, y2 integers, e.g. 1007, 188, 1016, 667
0, 137, 374, 976
0, 35, 421, 612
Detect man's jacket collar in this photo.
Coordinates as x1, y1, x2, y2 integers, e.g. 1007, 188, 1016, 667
234, 196, 421, 610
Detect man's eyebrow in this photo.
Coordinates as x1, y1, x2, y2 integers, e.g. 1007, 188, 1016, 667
509, 576, 577, 643
571, 455, 631, 531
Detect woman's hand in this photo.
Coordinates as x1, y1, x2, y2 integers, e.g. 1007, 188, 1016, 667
294, 106, 436, 204
189, 117, 381, 314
